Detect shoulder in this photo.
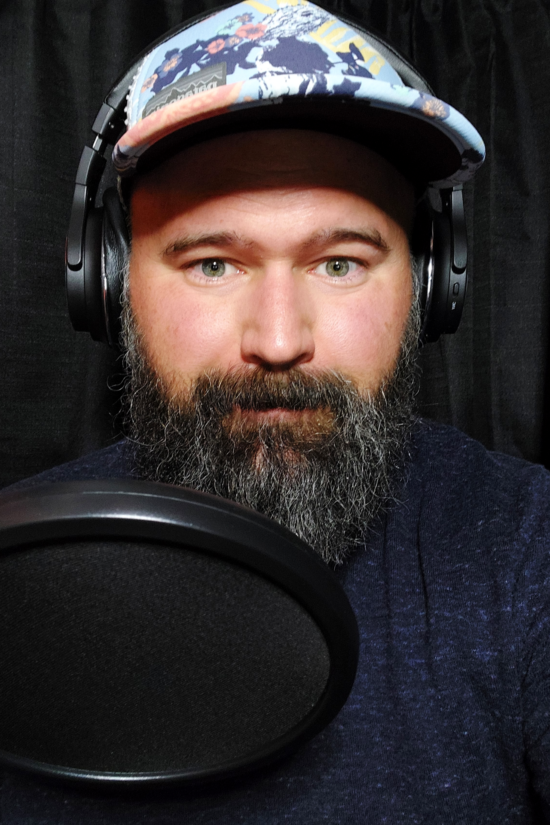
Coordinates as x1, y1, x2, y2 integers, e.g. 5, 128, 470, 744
404, 418, 550, 585
0, 440, 136, 496
410, 417, 550, 507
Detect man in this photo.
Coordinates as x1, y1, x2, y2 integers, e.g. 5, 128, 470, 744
2, 2, 550, 822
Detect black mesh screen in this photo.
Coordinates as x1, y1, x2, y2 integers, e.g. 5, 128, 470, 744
0, 539, 330, 774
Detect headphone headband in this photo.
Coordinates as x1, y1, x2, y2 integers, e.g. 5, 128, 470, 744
66, 5, 472, 346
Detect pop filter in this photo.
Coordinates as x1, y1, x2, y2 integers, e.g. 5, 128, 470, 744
0, 479, 358, 787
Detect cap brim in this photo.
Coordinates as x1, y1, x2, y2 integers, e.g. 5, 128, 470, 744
114, 76, 484, 188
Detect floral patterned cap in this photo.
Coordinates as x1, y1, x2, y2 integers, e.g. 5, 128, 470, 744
113, 0, 485, 188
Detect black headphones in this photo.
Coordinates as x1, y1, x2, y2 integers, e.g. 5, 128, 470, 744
65, 7, 469, 348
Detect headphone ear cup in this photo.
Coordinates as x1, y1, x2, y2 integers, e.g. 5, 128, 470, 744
76, 206, 105, 343
102, 187, 130, 347
412, 188, 468, 345
412, 197, 456, 345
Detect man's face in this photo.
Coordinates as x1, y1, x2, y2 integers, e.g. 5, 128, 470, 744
129, 130, 415, 398
124, 130, 419, 563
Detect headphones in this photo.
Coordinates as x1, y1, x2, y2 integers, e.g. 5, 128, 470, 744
65, 9, 469, 348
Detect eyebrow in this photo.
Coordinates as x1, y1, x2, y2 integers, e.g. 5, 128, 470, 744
300, 228, 390, 252
162, 232, 251, 258
161, 227, 389, 258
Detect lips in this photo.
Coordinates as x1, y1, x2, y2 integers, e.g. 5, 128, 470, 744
222, 405, 336, 440
237, 407, 315, 422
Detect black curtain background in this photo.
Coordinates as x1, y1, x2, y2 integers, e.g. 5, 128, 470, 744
1, 0, 549, 489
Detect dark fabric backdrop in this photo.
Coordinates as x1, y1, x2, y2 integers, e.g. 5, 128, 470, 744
1, 0, 549, 488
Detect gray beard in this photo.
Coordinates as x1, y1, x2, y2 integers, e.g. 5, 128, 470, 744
120, 296, 420, 565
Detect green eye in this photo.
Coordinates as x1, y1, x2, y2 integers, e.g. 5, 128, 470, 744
201, 259, 226, 277
325, 259, 350, 277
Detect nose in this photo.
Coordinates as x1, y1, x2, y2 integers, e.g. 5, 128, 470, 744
240, 265, 315, 370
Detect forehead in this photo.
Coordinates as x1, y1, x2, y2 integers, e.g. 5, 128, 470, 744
129, 130, 415, 234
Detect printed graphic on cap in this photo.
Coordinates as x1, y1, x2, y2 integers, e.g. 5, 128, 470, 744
114, 0, 485, 186
126, 0, 400, 128
143, 63, 228, 119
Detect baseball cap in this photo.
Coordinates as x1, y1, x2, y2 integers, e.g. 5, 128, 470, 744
113, 0, 485, 188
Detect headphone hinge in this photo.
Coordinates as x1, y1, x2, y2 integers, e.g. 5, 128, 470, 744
92, 102, 126, 145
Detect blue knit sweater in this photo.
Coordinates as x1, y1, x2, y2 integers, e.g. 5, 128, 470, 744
2, 419, 550, 824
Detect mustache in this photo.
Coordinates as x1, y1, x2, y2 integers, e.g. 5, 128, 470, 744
182, 368, 363, 417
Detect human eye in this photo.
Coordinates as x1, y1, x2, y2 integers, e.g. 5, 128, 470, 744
185, 258, 239, 281
313, 258, 363, 279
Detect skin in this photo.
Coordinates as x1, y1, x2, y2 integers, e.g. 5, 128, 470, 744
129, 129, 415, 422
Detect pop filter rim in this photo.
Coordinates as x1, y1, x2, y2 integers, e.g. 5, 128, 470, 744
0, 479, 359, 787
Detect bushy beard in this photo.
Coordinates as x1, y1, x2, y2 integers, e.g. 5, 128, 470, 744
120, 297, 420, 565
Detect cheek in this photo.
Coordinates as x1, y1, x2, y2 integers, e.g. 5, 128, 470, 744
129, 265, 240, 382
314, 276, 412, 385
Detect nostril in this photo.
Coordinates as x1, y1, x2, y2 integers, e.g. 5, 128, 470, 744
240, 317, 315, 369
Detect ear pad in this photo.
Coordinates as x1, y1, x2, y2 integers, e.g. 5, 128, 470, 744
102, 187, 130, 346
410, 198, 434, 343
79, 206, 105, 342
426, 207, 454, 342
